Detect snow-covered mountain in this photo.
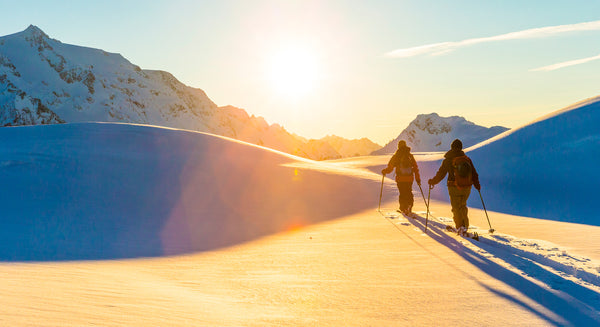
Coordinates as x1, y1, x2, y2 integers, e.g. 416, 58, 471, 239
0, 25, 376, 160
373, 113, 508, 154
319, 135, 381, 158
0, 25, 215, 128
418, 95, 600, 223
214, 106, 382, 160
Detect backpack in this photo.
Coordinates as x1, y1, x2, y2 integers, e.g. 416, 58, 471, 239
396, 153, 413, 176
452, 155, 473, 188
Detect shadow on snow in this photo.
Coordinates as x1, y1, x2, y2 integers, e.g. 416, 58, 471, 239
383, 211, 600, 326
0, 123, 379, 262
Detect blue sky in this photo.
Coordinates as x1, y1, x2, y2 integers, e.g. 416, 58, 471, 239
1, 0, 599, 144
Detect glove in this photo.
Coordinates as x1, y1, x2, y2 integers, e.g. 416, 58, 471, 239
416, 179, 421, 185
474, 182, 481, 191
381, 168, 387, 175
428, 179, 435, 190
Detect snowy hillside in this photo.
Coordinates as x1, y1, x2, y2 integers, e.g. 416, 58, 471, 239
0, 122, 379, 261
1, 122, 600, 325
374, 113, 508, 154
0, 25, 375, 160
418, 96, 600, 224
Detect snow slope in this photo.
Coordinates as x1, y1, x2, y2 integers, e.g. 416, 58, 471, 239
6, 200, 600, 326
374, 113, 508, 154
376, 202, 600, 327
1, 122, 600, 325
417, 96, 600, 224
0, 123, 380, 261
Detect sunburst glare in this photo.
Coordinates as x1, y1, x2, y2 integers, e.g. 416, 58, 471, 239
267, 45, 320, 99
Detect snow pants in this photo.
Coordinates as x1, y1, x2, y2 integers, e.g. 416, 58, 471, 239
396, 181, 414, 213
448, 185, 471, 229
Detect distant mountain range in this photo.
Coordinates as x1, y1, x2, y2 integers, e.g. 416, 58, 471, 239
0, 25, 380, 160
373, 113, 508, 154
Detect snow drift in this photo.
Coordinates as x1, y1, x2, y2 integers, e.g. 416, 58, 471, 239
0, 123, 381, 261
418, 96, 600, 224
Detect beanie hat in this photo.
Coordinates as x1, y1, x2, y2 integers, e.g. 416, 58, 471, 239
451, 139, 462, 150
397, 140, 407, 148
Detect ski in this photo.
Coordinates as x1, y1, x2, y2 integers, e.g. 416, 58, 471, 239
397, 210, 417, 218
445, 225, 479, 241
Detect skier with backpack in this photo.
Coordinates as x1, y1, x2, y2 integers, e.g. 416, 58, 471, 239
382, 140, 421, 215
428, 139, 480, 236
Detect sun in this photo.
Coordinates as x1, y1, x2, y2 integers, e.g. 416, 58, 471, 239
267, 46, 320, 99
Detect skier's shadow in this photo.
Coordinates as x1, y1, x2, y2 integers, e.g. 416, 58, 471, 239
404, 213, 600, 326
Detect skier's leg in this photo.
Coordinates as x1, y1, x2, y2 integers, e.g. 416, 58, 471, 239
461, 187, 471, 229
396, 182, 404, 212
407, 182, 414, 213
398, 182, 412, 213
448, 186, 462, 229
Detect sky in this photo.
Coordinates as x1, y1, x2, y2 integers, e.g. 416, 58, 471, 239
1, 0, 600, 145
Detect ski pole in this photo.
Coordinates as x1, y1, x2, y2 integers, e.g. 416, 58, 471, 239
378, 173, 385, 212
425, 184, 432, 233
478, 189, 494, 233
418, 182, 431, 230
418, 183, 429, 212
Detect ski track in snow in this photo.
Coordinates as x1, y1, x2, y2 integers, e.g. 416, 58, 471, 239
379, 208, 600, 321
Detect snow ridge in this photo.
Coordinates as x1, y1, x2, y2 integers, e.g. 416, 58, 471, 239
0, 122, 382, 261
463, 96, 600, 222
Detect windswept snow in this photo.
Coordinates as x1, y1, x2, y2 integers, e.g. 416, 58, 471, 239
0, 123, 380, 261
378, 203, 600, 326
0, 95, 599, 325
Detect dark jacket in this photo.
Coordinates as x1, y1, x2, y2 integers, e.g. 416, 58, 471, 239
429, 149, 480, 189
382, 146, 421, 183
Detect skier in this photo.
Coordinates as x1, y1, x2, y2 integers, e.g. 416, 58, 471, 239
428, 139, 480, 236
381, 140, 421, 215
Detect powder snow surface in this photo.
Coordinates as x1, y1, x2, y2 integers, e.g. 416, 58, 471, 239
0, 96, 599, 325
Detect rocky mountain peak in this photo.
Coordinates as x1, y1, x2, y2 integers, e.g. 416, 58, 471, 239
412, 113, 453, 135
24, 25, 46, 36
19, 24, 53, 51
22, 25, 49, 41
